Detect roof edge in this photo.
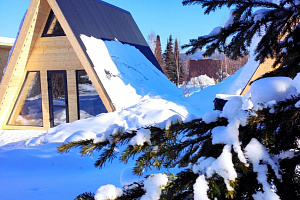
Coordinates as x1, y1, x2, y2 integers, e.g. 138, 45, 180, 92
0, 43, 14, 47
96, 0, 131, 15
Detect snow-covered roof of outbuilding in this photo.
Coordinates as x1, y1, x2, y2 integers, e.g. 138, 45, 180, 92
0, 37, 15, 46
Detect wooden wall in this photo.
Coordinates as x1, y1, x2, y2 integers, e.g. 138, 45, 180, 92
26, 37, 83, 71
0, 0, 113, 130
27, 36, 83, 126
0, 45, 12, 83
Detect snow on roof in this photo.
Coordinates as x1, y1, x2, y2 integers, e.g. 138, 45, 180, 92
80, 35, 186, 110
0, 36, 15, 46
1, 32, 300, 198
56, 0, 162, 71
3, 35, 262, 146
20, 36, 204, 145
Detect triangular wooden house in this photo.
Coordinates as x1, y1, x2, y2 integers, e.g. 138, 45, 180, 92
0, 0, 161, 130
240, 58, 274, 95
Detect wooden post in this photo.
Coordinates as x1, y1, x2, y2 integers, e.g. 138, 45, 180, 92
40, 70, 51, 129
0, 0, 41, 129
67, 70, 78, 122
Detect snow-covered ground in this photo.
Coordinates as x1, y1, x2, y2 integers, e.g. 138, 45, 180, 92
1, 34, 299, 199
181, 74, 216, 96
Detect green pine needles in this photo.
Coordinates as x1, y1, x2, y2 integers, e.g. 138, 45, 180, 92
58, 0, 300, 199
58, 95, 300, 199
182, 0, 300, 78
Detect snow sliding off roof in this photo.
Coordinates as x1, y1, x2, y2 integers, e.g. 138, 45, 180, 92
55, 0, 162, 71
0, 0, 167, 130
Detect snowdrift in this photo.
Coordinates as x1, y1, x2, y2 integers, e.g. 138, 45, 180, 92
1, 35, 300, 199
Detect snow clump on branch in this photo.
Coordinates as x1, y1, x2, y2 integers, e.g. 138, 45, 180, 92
94, 184, 123, 200
191, 74, 300, 199
141, 173, 168, 200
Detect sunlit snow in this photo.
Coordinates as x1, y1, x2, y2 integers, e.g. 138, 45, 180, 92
1, 34, 299, 199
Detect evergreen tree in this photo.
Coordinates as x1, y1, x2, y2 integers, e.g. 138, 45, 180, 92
164, 35, 177, 84
59, 97, 300, 199
58, 1, 300, 199
174, 39, 185, 85
155, 35, 166, 74
182, 0, 300, 78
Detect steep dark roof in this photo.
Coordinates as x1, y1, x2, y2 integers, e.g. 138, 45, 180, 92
56, 0, 162, 72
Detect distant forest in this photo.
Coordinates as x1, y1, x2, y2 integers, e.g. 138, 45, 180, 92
148, 32, 249, 85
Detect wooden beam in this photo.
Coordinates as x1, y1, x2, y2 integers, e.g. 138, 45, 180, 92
67, 70, 78, 122
0, 0, 41, 129
240, 58, 274, 95
47, 0, 115, 113
40, 70, 51, 129
2, 125, 48, 130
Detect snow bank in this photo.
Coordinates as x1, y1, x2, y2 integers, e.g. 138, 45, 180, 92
81, 35, 188, 110
183, 74, 215, 96
26, 36, 204, 146
28, 96, 193, 146
249, 76, 296, 105
186, 35, 261, 111
0, 130, 45, 149
1, 29, 299, 200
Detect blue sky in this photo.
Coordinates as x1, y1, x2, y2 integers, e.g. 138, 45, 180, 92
0, 0, 230, 51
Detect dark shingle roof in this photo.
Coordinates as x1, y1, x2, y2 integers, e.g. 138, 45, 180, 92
56, 0, 162, 71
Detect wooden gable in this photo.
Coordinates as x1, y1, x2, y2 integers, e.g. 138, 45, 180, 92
0, 0, 115, 130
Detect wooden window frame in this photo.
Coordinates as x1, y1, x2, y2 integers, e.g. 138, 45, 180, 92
42, 10, 66, 37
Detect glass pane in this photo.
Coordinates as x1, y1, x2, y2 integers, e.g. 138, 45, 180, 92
46, 18, 64, 35
51, 73, 66, 106
53, 107, 66, 126
42, 10, 65, 37
77, 71, 107, 119
8, 72, 43, 126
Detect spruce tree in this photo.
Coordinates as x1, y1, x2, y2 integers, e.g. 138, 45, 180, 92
182, 0, 300, 78
174, 39, 185, 85
58, 1, 300, 199
155, 35, 166, 74
164, 35, 177, 84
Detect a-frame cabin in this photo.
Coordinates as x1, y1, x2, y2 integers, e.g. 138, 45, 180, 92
0, 0, 161, 130
240, 58, 274, 95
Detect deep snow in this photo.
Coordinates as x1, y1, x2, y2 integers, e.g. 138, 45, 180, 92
1, 34, 299, 199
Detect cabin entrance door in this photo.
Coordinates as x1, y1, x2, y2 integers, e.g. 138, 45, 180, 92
48, 71, 69, 127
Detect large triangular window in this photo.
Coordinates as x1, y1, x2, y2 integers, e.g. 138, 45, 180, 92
42, 10, 65, 37
76, 70, 107, 119
8, 72, 43, 127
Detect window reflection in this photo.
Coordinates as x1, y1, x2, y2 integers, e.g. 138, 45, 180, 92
77, 70, 107, 119
8, 71, 43, 126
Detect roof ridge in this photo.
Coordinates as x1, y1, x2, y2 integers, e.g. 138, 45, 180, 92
96, 0, 131, 14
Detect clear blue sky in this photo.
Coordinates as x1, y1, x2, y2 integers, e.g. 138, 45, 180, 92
0, 0, 230, 52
